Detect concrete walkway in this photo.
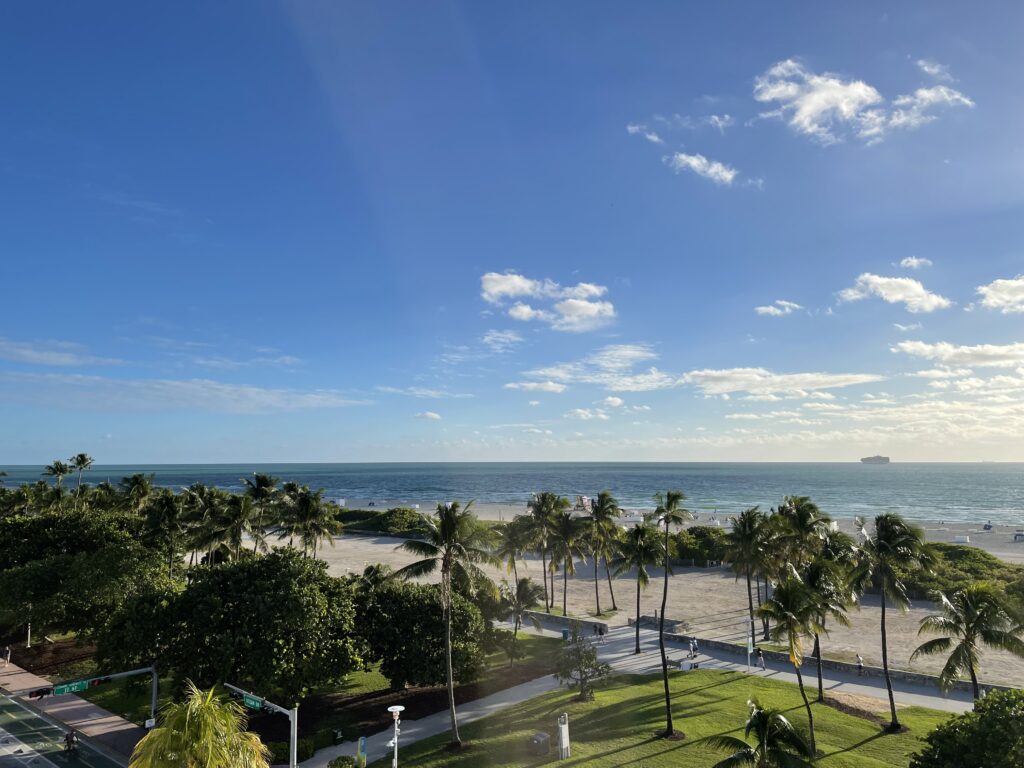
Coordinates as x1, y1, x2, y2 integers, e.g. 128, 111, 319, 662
304, 624, 973, 766
0, 662, 144, 763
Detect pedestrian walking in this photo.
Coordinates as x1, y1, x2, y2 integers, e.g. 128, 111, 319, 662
693, 638, 699, 657
688, 639, 695, 659
2, 645, 10, 667
756, 647, 765, 671
598, 625, 605, 645
856, 653, 863, 676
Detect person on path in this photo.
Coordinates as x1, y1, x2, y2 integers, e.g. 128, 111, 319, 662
756, 647, 765, 671
598, 625, 605, 645
856, 653, 864, 676
688, 639, 695, 658
693, 638, 699, 657
2, 645, 10, 667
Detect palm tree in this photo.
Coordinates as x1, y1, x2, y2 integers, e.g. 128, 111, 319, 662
654, 490, 692, 738
296, 489, 341, 557
857, 512, 931, 732
242, 473, 279, 552
129, 680, 270, 768
43, 460, 71, 490
548, 511, 588, 616
501, 577, 545, 638
68, 453, 94, 509
494, 516, 532, 587
776, 496, 830, 570
758, 577, 823, 754
590, 490, 622, 613
395, 501, 496, 748
911, 583, 1024, 699
222, 495, 259, 560
725, 507, 767, 653
143, 489, 187, 578
611, 523, 664, 654
120, 473, 155, 515
804, 558, 852, 703
526, 492, 570, 612
706, 698, 815, 768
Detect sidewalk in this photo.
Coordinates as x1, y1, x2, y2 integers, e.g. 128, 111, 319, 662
304, 624, 974, 766
0, 662, 145, 761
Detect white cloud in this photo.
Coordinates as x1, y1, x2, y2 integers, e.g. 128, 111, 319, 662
755, 299, 803, 317
908, 367, 973, 379
916, 58, 953, 82
599, 396, 625, 407
894, 322, 923, 332
0, 338, 121, 367
900, 256, 933, 269
565, 408, 609, 421
192, 354, 303, 370
706, 114, 735, 133
481, 272, 615, 333
753, 59, 972, 145
504, 381, 567, 393
0, 372, 365, 413
977, 276, 1024, 314
681, 367, 884, 398
664, 152, 738, 185
377, 386, 472, 399
626, 123, 665, 144
892, 340, 1024, 369
527, 400, 541, 406
525, 343, 676, 393
481, 329, 525, 352
838, 273, 952, 313
415, 411, 442, 420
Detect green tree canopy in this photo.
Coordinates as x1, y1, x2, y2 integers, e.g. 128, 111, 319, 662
910, 689, 1024, 768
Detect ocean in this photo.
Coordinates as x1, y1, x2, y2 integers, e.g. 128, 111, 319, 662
3, 462, 1023, 524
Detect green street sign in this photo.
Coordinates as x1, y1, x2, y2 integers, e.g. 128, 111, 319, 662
243, 694, 262, 710
54, 681, 88, 695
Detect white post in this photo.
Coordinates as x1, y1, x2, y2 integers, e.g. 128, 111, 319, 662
387, 705, 404, 768
289, 705, 299, 768
26, 621, 31, 649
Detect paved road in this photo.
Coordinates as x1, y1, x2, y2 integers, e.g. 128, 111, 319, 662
304, 624, 973, 766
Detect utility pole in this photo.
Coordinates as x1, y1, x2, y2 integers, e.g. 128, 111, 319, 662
225, 684, 298, 768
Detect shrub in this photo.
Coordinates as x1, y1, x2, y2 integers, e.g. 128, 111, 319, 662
297, 737, 316, 762
910, 688, 1024, 768
896, 543, 1024, 599
673, 526, 728, 564
328, 758, 356, 768
381, 507, 427, 535
266, 741, 289, 764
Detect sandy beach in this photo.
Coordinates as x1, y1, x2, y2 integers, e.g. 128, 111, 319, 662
322, 503, 1024, 689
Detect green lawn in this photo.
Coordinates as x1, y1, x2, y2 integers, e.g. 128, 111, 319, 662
372, 669, 953, 768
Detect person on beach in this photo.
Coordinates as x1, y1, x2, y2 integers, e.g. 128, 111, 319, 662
856, 653, 864, 676
2, 645, 9, 667
756, 647, 765, 671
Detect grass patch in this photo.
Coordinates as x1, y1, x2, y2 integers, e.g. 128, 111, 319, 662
372, 669, 953, 768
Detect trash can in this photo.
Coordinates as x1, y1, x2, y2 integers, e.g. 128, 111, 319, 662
561, 629, 570, 641
529, 732, 551, 756
333, 729, 344, 745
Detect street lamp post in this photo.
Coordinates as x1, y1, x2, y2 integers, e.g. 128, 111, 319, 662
387, 705, 405, 768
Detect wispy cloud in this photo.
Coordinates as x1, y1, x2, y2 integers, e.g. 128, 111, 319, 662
481, 329, 524, 352
0, 372, 366, 413
504, 381, 567, 393
892, 340, 1024, 368
192, 354, 302, 370
525, 343, 676, 393
565, 408, 609, 421
663, 152, 738, 185
976, 276, 1024, 314
899, 256, 933, 269
0, 338, 121, 367
377, 386, 473, 399
415, 411, 442, 420
681, 368, 884, 398
916, 58, 953, 82
753, 58, 972, 145
755, 300, 803, 317
625, 123, 664, 144
894, 322, 923, 332
838, 273, 952, 313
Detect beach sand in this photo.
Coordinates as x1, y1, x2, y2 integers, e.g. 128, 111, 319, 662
321, 504, 1024, 688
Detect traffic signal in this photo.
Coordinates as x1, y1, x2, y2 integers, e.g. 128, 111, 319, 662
88, 677, 112, 688
28, 687, 52, 699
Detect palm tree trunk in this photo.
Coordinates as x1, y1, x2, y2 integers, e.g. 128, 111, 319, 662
880, 591, 900, 731
75, 470, 83, 510
444, 600, 461, 746
659, 523, 673, 736
604, 557, 618, 611
813, 633, 824, 703
795, 665, 816, 754
757, 575, 769, 640
745, 566, 755, 652
969, 663, 979, 700
634, 577, 642, 654
542, 549, 550, 613
593, 553, 602, 616
563, 558, 568, 616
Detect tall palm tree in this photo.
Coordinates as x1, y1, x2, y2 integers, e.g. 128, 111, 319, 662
654, 490, 692, 738
706, 698, 815, 768
589, 491, 622, 613
611, 523, 665, 654
500, 577, 545, 639
494, 516, 532, 587
758, 577, 823, 755
395, 501, 496, 748
526, 492, 569, 613
120, 473, 155, 516
725, 507, 767, 653
242, 473, 279, 552
911, 583, 1024, 699
68, 453, 94, 510
221, 495, 259, 560
143, 489, 187, 578
43, 460, 71, 490
804, 558, 852, 702
286, 488, 341, 557
548, 510, 588, 616
857, 512, 931, 732
776, 496, 830, 570
129, 680, 270, 768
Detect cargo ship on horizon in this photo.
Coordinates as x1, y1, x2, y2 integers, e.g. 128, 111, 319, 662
860, 455, 890, 464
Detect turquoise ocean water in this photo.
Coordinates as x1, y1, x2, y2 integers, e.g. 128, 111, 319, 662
3, 462, 1023, 524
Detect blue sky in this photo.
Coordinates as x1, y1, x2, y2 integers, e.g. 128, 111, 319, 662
2, 1, 1023, 463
